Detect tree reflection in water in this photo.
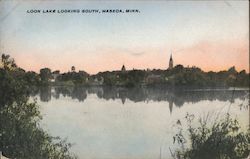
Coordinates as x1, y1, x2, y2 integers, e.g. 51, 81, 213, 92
37, 86, 248, 107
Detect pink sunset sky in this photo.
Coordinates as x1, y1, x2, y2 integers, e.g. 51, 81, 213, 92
0, 1, 249, 74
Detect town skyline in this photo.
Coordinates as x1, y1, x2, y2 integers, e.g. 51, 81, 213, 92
0, 1, 249, 74
2, 53, 248, 75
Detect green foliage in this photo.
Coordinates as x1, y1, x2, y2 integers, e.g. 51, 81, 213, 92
165, 66, 206, 86
57, 72, 88, 85
24, 71, 40, 86
102, 73, 117, 86
101, 70, 147, 87
164, 65, 249, 87
98, 65, 249, 88
173, 113, 250, 159
0, 54, 77, 159
98, 65, 249, 87
39, 68, 52, 84
1, 54, 17, 70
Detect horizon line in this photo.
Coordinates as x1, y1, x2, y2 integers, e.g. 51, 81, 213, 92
14, 64, 249, 75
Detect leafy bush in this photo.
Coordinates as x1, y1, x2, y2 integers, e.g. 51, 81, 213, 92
172, 113, 250, 159
0, 54, 77, 159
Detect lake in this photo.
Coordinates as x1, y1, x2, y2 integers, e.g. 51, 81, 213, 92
33, 86, 249, 159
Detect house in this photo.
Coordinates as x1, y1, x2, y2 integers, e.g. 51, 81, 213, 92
51, 70, 60, 82
89, 75, 104, 85
145, 74, 163, 84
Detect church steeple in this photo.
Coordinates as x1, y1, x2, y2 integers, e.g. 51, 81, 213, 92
121, 64, 126, 72
168, 53, 173, 69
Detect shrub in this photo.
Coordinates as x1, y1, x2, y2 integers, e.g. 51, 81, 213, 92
172, 113, 250, 159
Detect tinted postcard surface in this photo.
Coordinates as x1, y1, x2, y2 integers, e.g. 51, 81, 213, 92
0, 1, 249, 159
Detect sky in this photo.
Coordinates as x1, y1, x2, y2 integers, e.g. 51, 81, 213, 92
0, 0, 249, 74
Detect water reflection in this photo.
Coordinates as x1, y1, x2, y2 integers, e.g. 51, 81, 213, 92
36, 86, 248, 107
36, 86, 249, 159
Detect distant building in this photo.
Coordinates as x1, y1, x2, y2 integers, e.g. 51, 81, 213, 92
168, 54, 173, 69
51, 70, 60, 82
145, 74, 162, 84
121, 65, 126, 72
71, 66, 75, 72
90, 75, 104, 85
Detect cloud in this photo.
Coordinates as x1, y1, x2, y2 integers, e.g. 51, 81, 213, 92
130, 52, 145, 56
120, 48, 146, 56
174, 38, 249, 72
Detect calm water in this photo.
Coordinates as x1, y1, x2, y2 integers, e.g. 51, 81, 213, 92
33, 86, 249, 159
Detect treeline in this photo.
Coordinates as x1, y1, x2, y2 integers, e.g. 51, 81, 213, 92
0, 54, 76, 158
1, 54, 249, 88
96, 65, 249, 87
164, 65, 249, 87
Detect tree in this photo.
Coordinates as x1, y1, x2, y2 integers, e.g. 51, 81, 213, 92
0, 54, 77, 159
228, 66, 237, 74
24, 71, 40, 86
1, 54, 17, 70
39, 68, 51, 84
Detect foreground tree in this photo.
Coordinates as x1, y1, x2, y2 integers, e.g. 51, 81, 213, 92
1, 54, 17, 70
0, 54, 77, 159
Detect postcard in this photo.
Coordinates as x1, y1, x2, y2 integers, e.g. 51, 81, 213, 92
0, 1, 249, 159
